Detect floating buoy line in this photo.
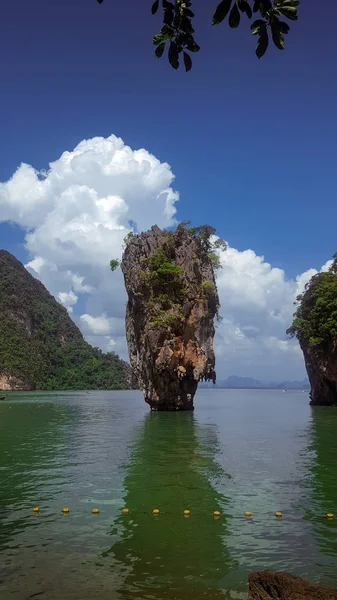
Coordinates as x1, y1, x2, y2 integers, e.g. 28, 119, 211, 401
30, 508, 337, 520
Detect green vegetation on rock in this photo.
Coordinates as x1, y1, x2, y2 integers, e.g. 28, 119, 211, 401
287, 255, 337, 351
118, 222, 225, 333
0, 250, 134, 390
109, 259, 120, 272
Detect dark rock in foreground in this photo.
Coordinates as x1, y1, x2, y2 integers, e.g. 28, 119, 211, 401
121, 224, 222, 410
248, 571, 337, 600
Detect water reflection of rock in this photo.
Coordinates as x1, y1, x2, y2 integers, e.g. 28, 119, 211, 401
104, 412, 237, 600
302, 407, 337, 584
0, 398, 69, 551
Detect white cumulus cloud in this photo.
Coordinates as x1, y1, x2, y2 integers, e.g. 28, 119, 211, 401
0, 134, 331, 381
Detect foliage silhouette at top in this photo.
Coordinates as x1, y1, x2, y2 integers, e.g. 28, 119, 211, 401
287, 255, 337, 351
96, 0, 300, 70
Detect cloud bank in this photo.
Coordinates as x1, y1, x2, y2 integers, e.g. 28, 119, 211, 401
0, 134, 329, 381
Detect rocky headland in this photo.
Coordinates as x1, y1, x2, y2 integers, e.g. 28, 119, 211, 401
287, 254, 337, 406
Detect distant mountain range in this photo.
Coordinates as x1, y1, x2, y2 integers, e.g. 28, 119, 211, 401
199, 375, 310, 390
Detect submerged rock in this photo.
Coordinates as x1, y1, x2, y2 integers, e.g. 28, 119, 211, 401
121, 224, 223, 410
248, 571, 337, 600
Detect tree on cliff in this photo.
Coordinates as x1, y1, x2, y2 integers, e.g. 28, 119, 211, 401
287, 255, 337, 350
96, 0, 300, 70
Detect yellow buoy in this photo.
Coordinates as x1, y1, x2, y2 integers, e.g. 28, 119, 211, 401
327, 513, 334, 519
275, 512, 282, 517
183, 509, 190, 516
92, 508, 99, 514
152, 509, 160, 515
62, 507, 69, 514
244, 511, 252, 518
122, 508, 130, 514
213, 511, 220, 517
33, 507, 40, 513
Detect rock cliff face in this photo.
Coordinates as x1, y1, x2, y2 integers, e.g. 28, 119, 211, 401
121, 224, 221, 410
301, 343, 337, 406
287, 258, 337, 406
0, 374, 35, 391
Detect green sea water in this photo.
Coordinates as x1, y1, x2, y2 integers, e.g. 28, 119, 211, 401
0, 389, 337, 599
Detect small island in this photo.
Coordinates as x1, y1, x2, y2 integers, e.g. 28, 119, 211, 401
120, 223, 225, 411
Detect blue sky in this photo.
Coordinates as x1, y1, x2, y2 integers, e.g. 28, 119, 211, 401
1, 0, 336, 379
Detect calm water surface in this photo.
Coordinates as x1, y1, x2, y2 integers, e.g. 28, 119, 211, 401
1, 390, 337, 599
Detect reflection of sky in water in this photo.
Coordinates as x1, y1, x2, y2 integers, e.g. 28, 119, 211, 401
0, 389, 337, 599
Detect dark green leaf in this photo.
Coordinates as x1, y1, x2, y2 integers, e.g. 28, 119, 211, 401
155, 43, 166, 58
271, 23, 284, 49
163, 2, 174, 25
259, 0, 272, 17
151, 0, 160, 14
256, 29, 269, 58
161, 24, 172, 35
238, 0, 253, 19
186, 40, 201, 52
251, 18, 266, 34
278, 6, 298, 20
253, 0, 260, 11
96, 0, 104, 4
229, 3, 241, 28
275, 0, 299, 5
185, 9, 195, 17
168, 41, 179, 69
153, 33, 165, 45
183, 52, 192, 72
212, 0, 232, 25
278, 20, 290, 34
181, 15, 194, 33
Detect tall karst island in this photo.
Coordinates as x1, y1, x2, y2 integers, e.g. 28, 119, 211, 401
119, 223, 225, 411
287, 254, 337, 406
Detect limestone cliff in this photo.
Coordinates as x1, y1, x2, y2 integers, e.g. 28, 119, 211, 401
121, 224, 223, 410
287, 256, 337, 406
300, 342, 337, 406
